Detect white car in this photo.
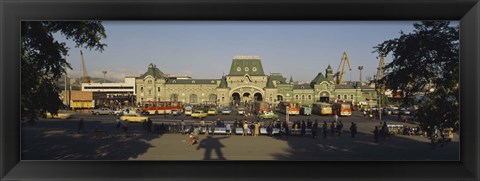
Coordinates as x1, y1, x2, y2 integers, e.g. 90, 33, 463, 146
221, 108, 232, 115
114, 108, 135, 116
237, 108, 245, 115
185, 109, 193, 116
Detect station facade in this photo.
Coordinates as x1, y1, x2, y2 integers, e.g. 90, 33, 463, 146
135, 56, 378, 107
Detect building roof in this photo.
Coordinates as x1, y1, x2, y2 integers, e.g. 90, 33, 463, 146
218, 76, 228, 88
265, 73, 287, 88
165, 79, 220, 84
293, 83, 313, 89
310, 73, 328, 85
138, 63, 166, 79
228, 56, 265, 76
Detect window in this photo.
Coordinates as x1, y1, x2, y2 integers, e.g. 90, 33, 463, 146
301, 95, 305, 100
308, 95, 312, 100
252, 67, 257, 71
190, 94, 198, 104
148, 90, 151, 95
245, 67, 249, 71
237, 67, 241, 71
157, 87, 160, 92
140, 87, 143, 92
295, 95, 299, 100
170, 94, 178, 101
277, 95, 283, 102
344, 95, 348, 99
351, 95, 354, 100
337, 95, 341, 99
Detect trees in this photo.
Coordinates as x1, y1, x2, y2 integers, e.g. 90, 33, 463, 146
21, 21, 107, 120
374, 21, 459, 130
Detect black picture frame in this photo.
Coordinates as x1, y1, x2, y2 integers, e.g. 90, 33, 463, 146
1, 0, 479, 180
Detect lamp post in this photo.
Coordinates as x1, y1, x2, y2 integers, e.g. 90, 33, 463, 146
102, 71, 107, 83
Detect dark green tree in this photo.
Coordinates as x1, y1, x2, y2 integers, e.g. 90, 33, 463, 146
374, 21, 459, 131
21, 21, 107, 120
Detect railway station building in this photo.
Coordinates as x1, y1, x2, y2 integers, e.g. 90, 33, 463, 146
135, 56, 378, 107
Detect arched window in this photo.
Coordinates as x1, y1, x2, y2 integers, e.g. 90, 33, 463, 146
295, 95, 299, 100
209, 94, 217, 102
337, 95, 341, 100
140, 87, 144, 92
308, 95, 312, 100
190, 94, 198, 104
277, 95, 283, 102
170, 94, 178, 101
301, 95, 305, 100
157, 87, 160, 92
344, 95, 348, 100
350, 95, 354, 100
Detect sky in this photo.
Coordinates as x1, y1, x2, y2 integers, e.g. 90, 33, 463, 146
58, 21, 454, 83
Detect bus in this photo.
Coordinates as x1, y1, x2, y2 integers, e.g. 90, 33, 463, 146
278, 101, 300, 115
141, 101, 183, 115
332, 102, 352, 116
312, 102, 332, 115
254, 101, 271, 114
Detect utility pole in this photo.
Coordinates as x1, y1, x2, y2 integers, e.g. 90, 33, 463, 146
64, 65, 68, 106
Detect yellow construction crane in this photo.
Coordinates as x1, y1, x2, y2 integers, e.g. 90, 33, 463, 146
80, 50, 91, 83
334, 51, 352, 84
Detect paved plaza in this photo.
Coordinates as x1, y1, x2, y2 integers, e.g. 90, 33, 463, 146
21, 112, 459, 161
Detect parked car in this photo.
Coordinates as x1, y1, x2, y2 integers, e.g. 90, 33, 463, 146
114, 108, 136, 116
171, 109, 181, 116
185, 109, 193, 116
207, 108, 217, 115
191, 110, 208, 119
258, 111, 279, 119
91, 108, 113, 115
119, 113, 148, 123
237, 107, 245, 115
221, 108, 232, 115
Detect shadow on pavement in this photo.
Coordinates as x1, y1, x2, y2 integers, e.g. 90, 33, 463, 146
271, 127, 459, 161
21, 119, 161, 160
196, 135, 228, 160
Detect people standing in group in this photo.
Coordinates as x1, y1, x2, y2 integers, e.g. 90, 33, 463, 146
242, 121, 249, 136
77, 118, 84, 134
250, 121, 255, 137
350, 122, 358, 138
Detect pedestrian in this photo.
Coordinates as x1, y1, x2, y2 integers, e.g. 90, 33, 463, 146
147, 118, 152, 133
122, 120, 128, 133
77, 118, 84, 134
283, 121, 290, 138
254, 121, 260, 137
323, 121, 328, 139
373, 126, 379, 143
115, 117, 121, 128
330, 122, 335, 136
226, 123, 231, 136
210, 121, 216, 136
242, 121, 249, 136
312, 120, 318, 139
180, 120, 186, 134
250, 121, 255, 136
337, 121, 343, 136
350, 122, 357, 138
363, 110, 366, 117
300, 120, 306, 137
382, 121, 390, 140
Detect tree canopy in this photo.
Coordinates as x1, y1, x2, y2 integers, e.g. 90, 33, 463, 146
21, 21, 107, 120
374, 21, 459, 130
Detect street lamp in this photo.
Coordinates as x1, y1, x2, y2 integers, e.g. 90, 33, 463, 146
102, 71, 107, 83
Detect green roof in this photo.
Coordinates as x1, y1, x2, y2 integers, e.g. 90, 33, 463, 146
165, 79, 219, 84
228, 56, 265, 76
293, 83, 313, 89
266, 73, 287, 88
218, 76, 228, 88
311, 73, 328, 85
138, 63, 165, 79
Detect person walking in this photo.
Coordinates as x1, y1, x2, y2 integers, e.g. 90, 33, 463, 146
283, 121, 290, 138
180, 120, 186, 134
382, 121, 390, 140
300, 120, 306, 137
226, 123, 232, 136
115, 117, 121, 129
330, 122, 335, 136
373, 126, 379, 143
77, 118, 84, 134
337, 121, 344, 136
250, 121, 255, 137
210, 121, 216, 136
122, 120, 128, 133
350, 122, 357, 138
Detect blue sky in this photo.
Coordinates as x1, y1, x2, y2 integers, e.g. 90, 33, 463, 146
59, 21, 456, 82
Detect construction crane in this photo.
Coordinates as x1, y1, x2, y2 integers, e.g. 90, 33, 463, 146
80, 50, 91, 83
334, 51, 352, 84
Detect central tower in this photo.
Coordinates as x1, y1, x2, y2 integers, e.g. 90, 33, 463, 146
226, 55, 268, 105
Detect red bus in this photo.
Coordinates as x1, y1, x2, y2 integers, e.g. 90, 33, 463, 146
254, 101, 271, 114
278, 101, 300, 115
141, 101, 183, 115
332, 102, 352, 116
